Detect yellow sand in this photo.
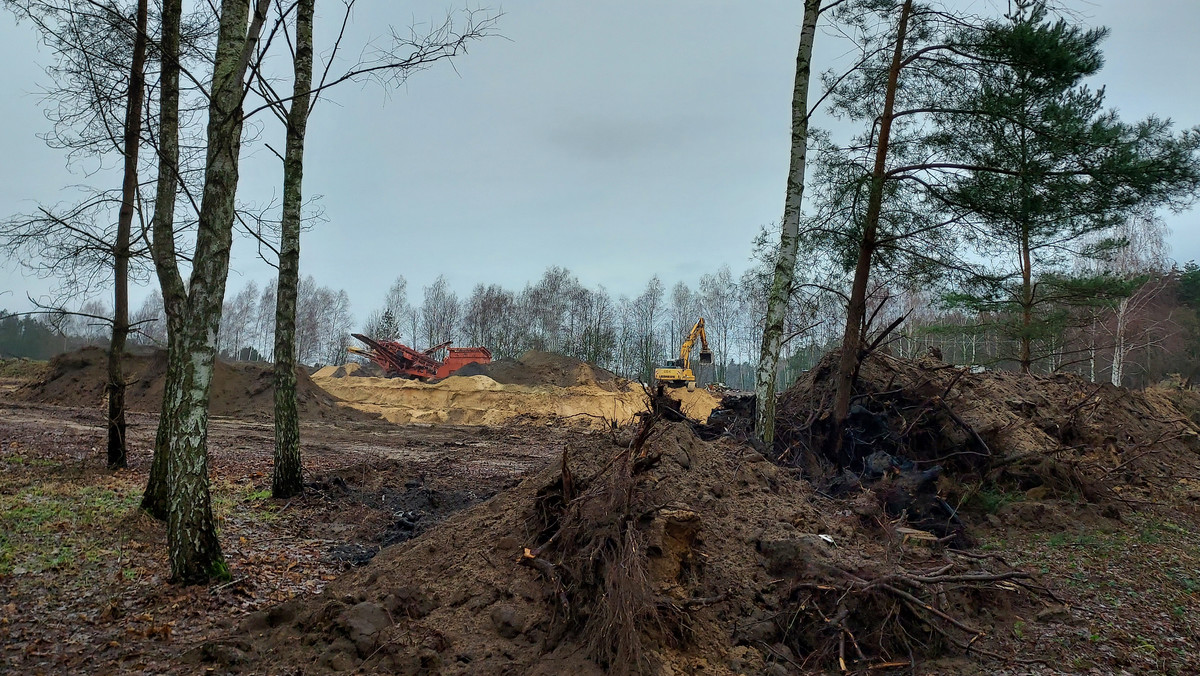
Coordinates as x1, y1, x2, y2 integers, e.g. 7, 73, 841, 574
312, 365, 340, 378
312, 373, 720, 428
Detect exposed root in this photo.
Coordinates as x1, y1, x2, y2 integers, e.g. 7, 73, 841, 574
786, 556, 1035, 670
525, 411, 682, 675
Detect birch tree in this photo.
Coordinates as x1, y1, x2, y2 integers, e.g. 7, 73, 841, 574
754, 0, 821, 444
149, 0, 272, 584
270, 0, 314, 499
257, 3, 495, 497
2, 0, 149, 468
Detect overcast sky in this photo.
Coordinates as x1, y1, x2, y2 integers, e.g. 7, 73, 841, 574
2, 0, 1198, 321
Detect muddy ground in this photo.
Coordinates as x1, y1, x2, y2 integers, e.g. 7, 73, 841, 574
0, 394, 583, 674
2, 358, 1200, 675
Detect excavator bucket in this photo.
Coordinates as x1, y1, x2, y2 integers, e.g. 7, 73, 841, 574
698, 349, 713, 365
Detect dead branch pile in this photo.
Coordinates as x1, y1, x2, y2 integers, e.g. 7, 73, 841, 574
784, 552, 1038, 669
766, 350, 1200, 513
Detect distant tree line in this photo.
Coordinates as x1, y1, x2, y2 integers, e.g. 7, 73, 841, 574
12, 244, 1199, 392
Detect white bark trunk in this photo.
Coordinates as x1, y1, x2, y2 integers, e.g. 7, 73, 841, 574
1111, 297, 1129, 387
753, 0, 821, 444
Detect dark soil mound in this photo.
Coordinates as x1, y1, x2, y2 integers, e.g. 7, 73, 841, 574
752, 351, 1200, 531
0, 357, 49, 380
309, 468, 505, 566
212, 417, 1035, 674
449, 350, 630, 392
348, 361, 385, 378
16, 347, 373, 421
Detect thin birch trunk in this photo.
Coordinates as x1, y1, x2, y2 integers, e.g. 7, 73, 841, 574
107, 0, 149, 470
273, 0, 315, 499
754, 0, 820, 445
142, 0, 183, 519
1111, 296, 1128, 386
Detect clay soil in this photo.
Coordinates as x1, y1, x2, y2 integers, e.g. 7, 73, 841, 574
2, 353, 1200, 675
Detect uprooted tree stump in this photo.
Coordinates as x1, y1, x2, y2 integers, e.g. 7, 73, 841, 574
523, 410, 689, 675
518, 395, 1048, 673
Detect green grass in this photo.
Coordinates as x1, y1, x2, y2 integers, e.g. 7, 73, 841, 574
966, 485, 1023, 514
0, 483, 140, 576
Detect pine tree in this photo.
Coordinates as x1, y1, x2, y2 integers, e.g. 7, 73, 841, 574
936, 3, 1200, 373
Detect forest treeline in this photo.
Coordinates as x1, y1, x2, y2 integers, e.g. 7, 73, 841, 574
8, 251, 1200, 390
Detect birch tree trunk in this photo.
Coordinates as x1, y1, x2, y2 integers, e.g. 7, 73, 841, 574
156, 0, 269, 584
107, 0, 149, 470
272, 0, 315, 499
832, 0, 913, 426
754, 0, 820, 445
1111, 296, 1129, 386
1089, 314, 1097, 382
141, 0, 184, 520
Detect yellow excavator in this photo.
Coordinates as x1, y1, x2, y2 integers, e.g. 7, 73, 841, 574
655, 318, 713, 392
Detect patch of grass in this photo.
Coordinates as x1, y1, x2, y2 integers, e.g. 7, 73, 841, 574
246, 488, 272, 501
1138, 518, 1186, 545
0, 481, 140, 575
966, 486, 1023, 514
1167, 572, 1199, 594
4, 454, 63, 469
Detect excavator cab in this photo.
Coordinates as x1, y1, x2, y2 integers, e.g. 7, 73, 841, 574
698, 348, 713, 365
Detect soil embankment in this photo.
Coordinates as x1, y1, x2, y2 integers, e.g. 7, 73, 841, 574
16, 347, 371, 421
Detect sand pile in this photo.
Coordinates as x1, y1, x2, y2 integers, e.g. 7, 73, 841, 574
312, 352, 720, 428
312, 362, 384, 379
206, 416, 1035, 674
16, 347, 372, 421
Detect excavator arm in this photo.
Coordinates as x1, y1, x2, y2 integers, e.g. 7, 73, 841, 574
679, 318, 713, 367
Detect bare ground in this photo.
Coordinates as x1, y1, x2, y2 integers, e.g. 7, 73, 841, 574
0, 395, 577, 675
1, 365, 1199, 674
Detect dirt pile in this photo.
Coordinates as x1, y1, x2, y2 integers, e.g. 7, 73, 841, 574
761, 351, 1200, 521
312, 352, 720, 428
451, 350, 628, 392
307, 463, 514, 567
16, 347, 372, 421
0, 357, 48, 381
210, 416, 1036, 674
